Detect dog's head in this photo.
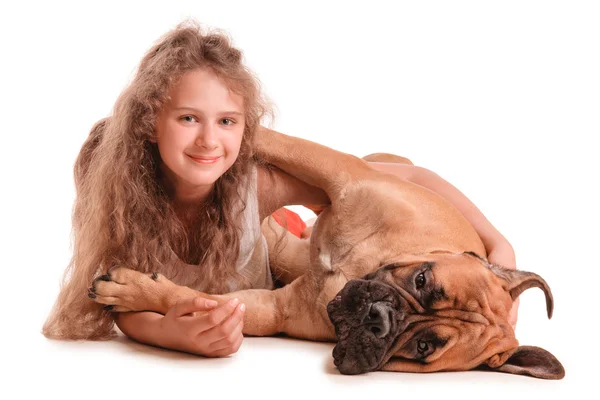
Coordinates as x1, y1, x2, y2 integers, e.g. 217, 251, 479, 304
327, 251, 564, 379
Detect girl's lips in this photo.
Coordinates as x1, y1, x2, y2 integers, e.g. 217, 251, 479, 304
187, 155, 222, 164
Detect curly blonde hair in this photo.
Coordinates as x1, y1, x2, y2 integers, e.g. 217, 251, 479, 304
43, 21, 271, 340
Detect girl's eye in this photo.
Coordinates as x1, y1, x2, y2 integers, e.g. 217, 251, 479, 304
220, 118, 234, 126
181, 115, 197, 123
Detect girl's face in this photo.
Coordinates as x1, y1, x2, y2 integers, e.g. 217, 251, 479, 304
155, 69, 245, 202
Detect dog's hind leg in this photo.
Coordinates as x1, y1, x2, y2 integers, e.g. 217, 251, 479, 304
261, 216, 311, 284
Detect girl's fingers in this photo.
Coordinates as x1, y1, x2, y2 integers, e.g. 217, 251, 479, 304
207, 330, 245, 357
207, 315, 244, 352
189, 298, 241, 336
172, 297, 219, 318
198, 302, 245, 343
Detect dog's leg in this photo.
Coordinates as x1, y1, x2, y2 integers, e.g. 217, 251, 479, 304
90, 268, 200, 314
256, 128, 375, 203
215, 274, 336, 341
296, 153, 414, 240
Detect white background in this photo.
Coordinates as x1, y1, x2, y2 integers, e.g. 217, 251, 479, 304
1, 1, 598, 399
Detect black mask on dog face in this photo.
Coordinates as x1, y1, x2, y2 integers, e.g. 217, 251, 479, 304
327, 276, 410, 374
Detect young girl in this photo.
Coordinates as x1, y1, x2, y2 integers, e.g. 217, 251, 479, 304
43, 21, 518, 357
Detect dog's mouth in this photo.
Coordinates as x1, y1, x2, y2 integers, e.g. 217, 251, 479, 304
327, 279, 406, 374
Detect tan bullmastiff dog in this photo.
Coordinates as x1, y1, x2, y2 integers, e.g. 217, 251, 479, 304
91, 129, 564, 379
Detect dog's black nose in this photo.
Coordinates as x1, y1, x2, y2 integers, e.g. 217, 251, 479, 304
363, 302, 394, 338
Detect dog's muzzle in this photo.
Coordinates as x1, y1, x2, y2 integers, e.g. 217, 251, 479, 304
327, 279, 406, 374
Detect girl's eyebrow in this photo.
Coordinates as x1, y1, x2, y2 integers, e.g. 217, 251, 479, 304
172, 106, 243, 116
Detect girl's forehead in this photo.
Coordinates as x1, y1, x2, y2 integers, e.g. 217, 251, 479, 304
166, 69, 244, 111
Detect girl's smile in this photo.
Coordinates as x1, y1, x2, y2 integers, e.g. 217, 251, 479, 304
186, 154, 222, 164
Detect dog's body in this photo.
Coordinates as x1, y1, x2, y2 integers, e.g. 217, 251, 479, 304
92, 130, 564, 379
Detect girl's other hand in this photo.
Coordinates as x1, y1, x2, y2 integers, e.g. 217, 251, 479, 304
159, 297, 245, 357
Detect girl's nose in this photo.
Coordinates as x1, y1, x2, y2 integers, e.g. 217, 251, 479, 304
195, 123, 218, 149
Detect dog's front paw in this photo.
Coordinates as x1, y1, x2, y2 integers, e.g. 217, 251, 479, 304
88, 266, 170, 313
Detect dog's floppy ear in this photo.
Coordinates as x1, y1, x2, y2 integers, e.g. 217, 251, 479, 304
488, 265, 554, 318
481, 346, 565, 379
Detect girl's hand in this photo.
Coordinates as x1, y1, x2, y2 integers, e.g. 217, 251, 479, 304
487, 241, 519, 331
159, 297, 245, 357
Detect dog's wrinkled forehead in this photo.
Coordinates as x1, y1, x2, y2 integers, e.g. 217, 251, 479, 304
372, 252, 490, 285
368, 252, 507, 314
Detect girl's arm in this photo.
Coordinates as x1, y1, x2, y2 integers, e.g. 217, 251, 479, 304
114, 311, 166, 347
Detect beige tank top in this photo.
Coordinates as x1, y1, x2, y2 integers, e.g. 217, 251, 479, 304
229, 164, 274, 291
166, 164, 273, 293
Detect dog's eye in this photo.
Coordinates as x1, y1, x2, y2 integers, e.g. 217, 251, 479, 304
416, 339, 435, 358
415, 272, 426, 289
